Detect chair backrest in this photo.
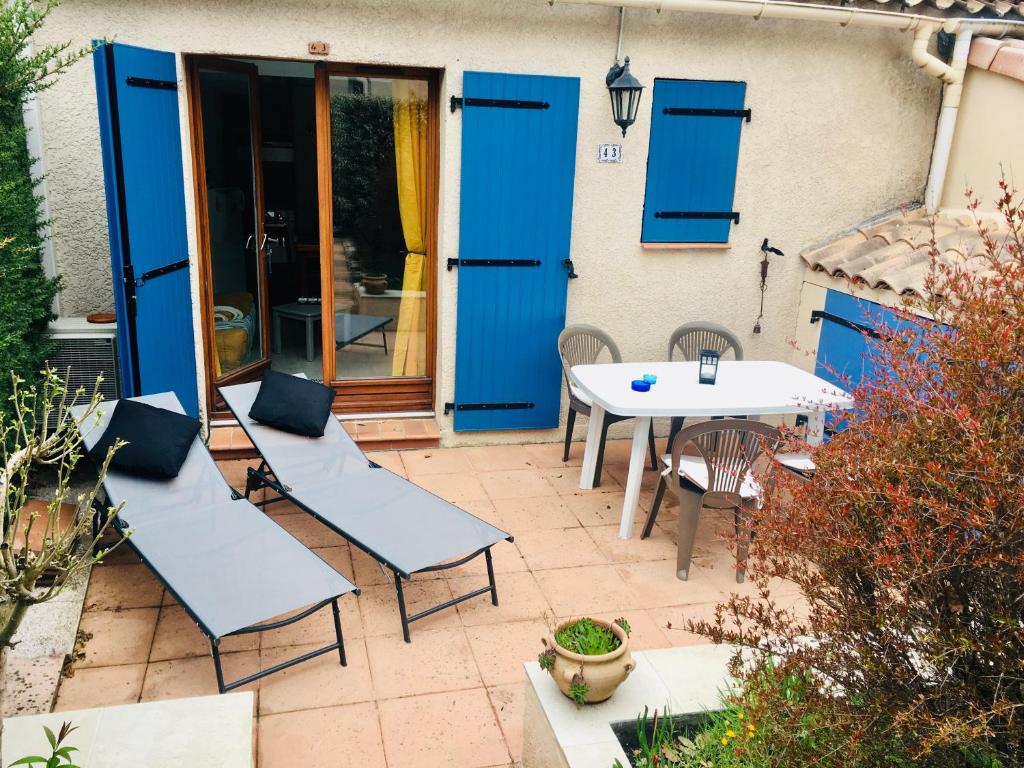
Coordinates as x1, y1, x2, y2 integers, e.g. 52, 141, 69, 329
557, 324, 623, 390
668, 322, 744, 362
669, 418, 780, 501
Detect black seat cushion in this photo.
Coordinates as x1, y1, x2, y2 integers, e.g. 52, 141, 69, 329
248, 371, 335, 437
88, 400, 201, 479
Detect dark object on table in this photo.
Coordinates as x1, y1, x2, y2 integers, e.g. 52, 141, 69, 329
698, 349, 719, 385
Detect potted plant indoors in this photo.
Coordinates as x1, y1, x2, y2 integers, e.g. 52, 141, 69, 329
361, 272, 388, 294
538, 617, 634, 706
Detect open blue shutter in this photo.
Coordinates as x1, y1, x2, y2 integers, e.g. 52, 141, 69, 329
94, 43, 199, 416
452, 72, 580, 431
641, 79, 747, 244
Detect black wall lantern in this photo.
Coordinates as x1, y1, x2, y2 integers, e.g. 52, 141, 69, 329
606, 56, 644, 137
698, 349, 720, 385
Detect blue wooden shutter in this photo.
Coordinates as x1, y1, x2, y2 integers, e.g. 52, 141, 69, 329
641, 79, 747, 244
94, 43, 199, 415
452, 72, 580, 431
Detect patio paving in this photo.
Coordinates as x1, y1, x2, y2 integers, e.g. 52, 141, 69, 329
56, 439, 802, 767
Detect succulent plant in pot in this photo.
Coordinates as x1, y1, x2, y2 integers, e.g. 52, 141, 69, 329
538, 617, 634, 706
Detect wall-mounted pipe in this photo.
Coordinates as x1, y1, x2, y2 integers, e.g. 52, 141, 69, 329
924, 27, 973, 212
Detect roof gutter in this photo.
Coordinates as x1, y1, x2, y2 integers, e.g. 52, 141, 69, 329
548, 0, 1024, 36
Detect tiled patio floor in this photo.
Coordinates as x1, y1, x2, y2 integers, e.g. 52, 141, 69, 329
57, 439, 801, 768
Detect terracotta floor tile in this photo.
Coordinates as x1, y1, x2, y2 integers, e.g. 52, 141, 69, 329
514, 527, 607, 571
645, 602, 729, 647
350, 546, 396, 587
615, 559, 715, 609
400, 447, 474, 476
451, 571, 552, 627
440, 540, 526, 578
366, 628, 481, 699
488, 682, 526, 763
260, 594, 363, 648
358, 580, 460, 637
559, 489, 630, 527
464, 444, 537, 472
55, 663, 146, 711
586, 521, 680, 563
365, 450, 406, 476
150, 604, 256, 662
540, 465, 618, 494
523, 441, 582, 468
140, 650, 260, 702
379, 689, 509, 768
84, 563, 164, 611
259, 702, 385, 768
77, 608, 158, 668
259, 638, 373, 715
217, 459, 259, 490
312, 545, 354, 580
465, 619, 551, 686
408, 472, 489, 503
478, 469, 558, 500
533, 564, 637, 617
603, 465, 663, 492
490, 496, 579, 532
273, 512, 344, 549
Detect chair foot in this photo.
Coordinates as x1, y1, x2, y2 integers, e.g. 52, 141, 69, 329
563, 408, 576, 462
641, 475, 666, 539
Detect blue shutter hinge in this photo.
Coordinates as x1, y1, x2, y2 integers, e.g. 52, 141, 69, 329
663, 107, 751, 123
655, 211, 740, 224
444, 402, 535, 415
450, 96, 550, 113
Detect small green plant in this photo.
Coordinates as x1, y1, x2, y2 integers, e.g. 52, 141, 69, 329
569, 670, 589, 707
613, 616, 631, 637
537, 641, 555, 672
9, 721, 79, 767
555, 618, 621, 655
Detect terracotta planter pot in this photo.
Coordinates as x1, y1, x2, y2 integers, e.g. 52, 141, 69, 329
546, 618, 634, 704
362, 274, 388, 295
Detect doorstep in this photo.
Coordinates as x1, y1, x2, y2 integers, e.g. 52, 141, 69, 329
209, 416, 441, 459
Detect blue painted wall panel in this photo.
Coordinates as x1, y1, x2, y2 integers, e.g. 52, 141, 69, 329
94, 43, 199, 416
453, 72, 580, 431
641, 79, 746, 244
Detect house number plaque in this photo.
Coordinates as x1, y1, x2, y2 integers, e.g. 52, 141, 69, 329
308, 41, 330, 56
597, 144, 622, 163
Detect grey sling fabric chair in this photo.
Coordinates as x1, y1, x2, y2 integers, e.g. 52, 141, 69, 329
664, 321, 745, 453
73, 393, 359, 694
558, 324, 657, 486
641, 419, 781, 583
218, 380, 513, 643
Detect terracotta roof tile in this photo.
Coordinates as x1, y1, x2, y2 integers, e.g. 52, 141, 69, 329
801, 207, 1015, 297
970, 37, 1024, 83
787, 0, 1024, 19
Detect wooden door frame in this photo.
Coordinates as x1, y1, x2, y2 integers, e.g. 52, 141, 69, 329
185, 55, 270, 413
315, 62, 440, 414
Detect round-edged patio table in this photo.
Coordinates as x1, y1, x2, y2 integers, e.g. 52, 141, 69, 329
570, 360, 854, 539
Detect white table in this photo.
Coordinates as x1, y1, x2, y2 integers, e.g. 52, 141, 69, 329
572, 360, 854, 539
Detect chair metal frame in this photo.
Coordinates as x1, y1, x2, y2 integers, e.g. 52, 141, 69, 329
558, 324, 656, 485
641, 419, 780, 583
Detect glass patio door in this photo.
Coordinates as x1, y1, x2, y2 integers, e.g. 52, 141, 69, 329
314, 64, 438, 413
191, 59, 270, 399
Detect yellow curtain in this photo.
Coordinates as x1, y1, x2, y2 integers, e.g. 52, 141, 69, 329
391, 82, 429, 377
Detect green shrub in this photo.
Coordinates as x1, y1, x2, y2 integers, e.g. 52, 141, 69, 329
555, 618, 621, 656
0, 1, 91, 424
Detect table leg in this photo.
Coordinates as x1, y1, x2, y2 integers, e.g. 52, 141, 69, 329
304, 317, 315, 362
578, 403, 605, 491
272, 312, 282, 355
806, 412, 826, 446
618, 416, 652, 540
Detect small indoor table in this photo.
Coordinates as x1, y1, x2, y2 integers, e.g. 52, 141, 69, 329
570, 360, 854, 539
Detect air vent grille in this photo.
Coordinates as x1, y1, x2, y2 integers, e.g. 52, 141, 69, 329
46, 337, 121, 403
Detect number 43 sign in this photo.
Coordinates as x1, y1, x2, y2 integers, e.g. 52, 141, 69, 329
597, 144, 622, 163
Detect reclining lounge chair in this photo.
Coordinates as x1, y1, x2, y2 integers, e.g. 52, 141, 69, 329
74, 392, 359, 693
218, 380, 513, 642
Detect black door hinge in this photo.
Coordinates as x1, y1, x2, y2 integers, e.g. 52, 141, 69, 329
655, 211, 740, 224
450, 96, 550, 113
132, 258, 190, 287
663, 107, 751, 123
447, 258, 542, 271
809, 310, 885, 340
126, 76, 177, 91
444, 401, 535, 415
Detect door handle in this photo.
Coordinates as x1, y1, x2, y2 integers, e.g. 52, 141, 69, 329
562, 258, 579, 279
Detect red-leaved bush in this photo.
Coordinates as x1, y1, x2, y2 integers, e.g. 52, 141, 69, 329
691, 183, 1024, 767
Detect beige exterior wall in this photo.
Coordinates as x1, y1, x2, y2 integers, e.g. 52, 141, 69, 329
33, 0, 941, 443
941, 66, 1024, 211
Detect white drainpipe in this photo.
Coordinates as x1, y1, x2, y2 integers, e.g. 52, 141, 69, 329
551, 0, 1022, 213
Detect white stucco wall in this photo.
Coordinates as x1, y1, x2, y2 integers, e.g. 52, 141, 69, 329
33, 0, 941, 444
941, 66, 1024, 211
